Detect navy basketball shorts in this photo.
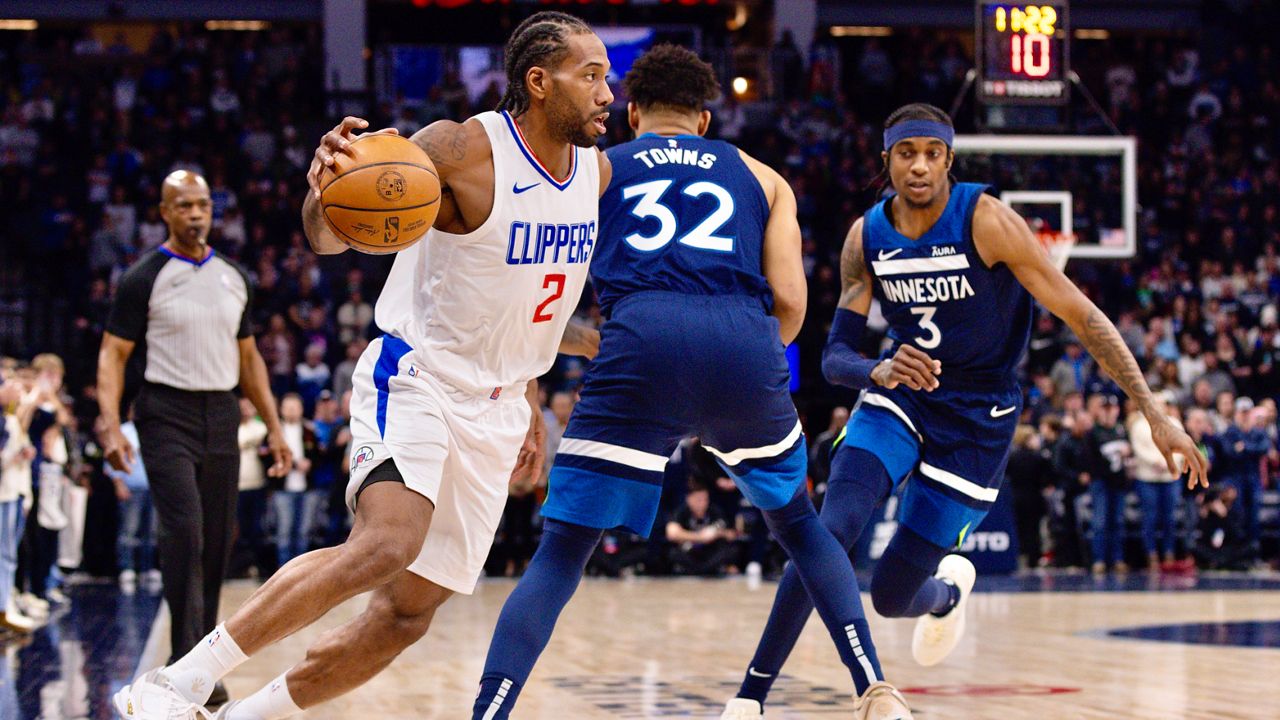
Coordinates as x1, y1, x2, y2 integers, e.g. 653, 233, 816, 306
838, 382, 1021, 549
542, 292, 805, 536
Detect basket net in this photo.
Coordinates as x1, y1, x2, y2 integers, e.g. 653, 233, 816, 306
1036, 231, 1077, 272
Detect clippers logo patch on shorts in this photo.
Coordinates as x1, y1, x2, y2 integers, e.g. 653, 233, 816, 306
352, 445, 375, 471
490, 387, 502, 400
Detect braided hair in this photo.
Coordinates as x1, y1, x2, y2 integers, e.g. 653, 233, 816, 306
498, 11, 593, 116
870, 102, 958, 196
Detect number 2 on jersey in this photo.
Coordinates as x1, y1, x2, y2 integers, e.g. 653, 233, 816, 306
532, 273, 565, 323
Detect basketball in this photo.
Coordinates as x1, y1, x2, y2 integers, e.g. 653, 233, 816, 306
319, 133, 440, 254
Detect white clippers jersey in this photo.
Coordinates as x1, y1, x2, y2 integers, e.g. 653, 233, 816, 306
373, 110, 600, 395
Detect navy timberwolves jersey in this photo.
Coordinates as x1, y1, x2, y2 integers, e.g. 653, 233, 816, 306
864, 182, 1033, 388
592, 134, 772, 316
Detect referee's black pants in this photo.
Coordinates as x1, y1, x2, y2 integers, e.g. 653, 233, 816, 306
135, 382, 240, 660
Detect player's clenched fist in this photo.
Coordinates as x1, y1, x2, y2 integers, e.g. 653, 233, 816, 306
872, 343, 942, 391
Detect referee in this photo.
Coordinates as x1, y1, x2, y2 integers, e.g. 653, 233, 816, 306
98, 170, 291, 706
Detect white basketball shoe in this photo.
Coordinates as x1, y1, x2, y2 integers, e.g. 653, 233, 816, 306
853, 681, 914, 720
719, 697, 764, 719
113, 668, 211, 720
911, 554, 976, 667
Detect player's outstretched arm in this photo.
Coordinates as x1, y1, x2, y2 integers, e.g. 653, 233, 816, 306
823, 219, 941, 392
739, 151, 805, 344
973, 195, 1209, 488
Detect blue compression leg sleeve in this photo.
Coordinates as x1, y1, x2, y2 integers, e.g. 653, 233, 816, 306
471, 519, 602, 720
870, 524, 956, 618
755, 486, 886, 698
738, 447, 892, 703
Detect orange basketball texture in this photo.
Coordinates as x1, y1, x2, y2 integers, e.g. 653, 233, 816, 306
319, 134, 440, 254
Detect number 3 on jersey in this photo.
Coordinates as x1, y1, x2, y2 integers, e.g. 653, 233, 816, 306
533, 273, 565, 323
910, 306, 942, 349
621, 179, 735, 253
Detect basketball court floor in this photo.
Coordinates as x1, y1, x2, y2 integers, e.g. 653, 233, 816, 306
9, 572, 1280, 719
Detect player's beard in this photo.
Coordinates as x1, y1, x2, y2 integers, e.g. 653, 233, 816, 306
548, 89, 600, 148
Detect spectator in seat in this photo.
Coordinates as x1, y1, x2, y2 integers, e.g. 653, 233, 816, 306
1050, 338, 1093, 397
258, 314, 296, 399
294, 343, 330, 414
335, 290, 372, 346
809, 406, 849, 490
1194, 484, 1250, 570
666, 484, 738, 576
331, 339, 365, 403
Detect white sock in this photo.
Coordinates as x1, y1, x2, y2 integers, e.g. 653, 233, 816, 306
163, 624, 249, 704
224, 672, 304, 720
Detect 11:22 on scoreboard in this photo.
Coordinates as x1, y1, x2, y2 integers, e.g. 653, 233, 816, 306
997, 5, 1056, 76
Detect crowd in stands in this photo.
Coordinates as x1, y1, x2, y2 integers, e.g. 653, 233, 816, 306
0, 11, 1277, 632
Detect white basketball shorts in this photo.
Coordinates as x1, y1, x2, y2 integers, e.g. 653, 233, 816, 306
344, 335, 530, 594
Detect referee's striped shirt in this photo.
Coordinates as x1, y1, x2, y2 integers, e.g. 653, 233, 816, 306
106, 247, 253, 391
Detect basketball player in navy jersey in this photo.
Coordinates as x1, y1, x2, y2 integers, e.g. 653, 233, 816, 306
721, 103, 1208, 718
472, 45, 913, 720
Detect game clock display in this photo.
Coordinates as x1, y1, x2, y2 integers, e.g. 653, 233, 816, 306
976, 1, 1070, 105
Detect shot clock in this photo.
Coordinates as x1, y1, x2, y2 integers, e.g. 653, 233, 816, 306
975, 0, 1070, 105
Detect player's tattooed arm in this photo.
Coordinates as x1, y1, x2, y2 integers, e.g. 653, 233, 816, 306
974, 195, 1209, 488
409, 120, 469, 195
409, 119, 493, 234
558, 319, 600, 359
837, 218, 873, 314
412, 120, 468, 166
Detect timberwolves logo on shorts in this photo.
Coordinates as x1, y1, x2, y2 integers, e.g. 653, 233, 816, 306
384, 216, 400, 244
352, 445, 375, 471
376, 170, 407, 201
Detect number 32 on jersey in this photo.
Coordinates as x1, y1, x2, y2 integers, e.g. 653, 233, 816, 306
620, 179, 736, 253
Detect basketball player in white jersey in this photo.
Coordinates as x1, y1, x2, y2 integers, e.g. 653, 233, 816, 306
113, 12, 612, 720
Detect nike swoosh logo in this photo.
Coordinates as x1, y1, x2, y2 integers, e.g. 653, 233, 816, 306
513, 182, 540, 194
877, 248, 904, 261
990, 406, 1017, 418
747, 667, 773, 678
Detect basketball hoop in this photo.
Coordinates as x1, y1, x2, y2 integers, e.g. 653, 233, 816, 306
1037, 231, 1076, 272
